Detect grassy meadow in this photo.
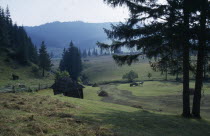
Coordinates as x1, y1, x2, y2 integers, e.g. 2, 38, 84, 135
82, 56, 187, 83
83, 81, 210, 119
1, 89, 210, 136
1, 55, 210, 136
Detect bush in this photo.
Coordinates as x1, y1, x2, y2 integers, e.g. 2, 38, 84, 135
80, 74, 90, 85
92, 83, 99, 87
122, 70, 138, 82
98, 90, 108, 97
31, 65, 39, 74
147, 73, 152, 79
55, 71, 70, 80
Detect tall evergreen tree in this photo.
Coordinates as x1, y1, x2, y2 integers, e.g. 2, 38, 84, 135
82, 49, 87, 58
59, 48, 66, 71
38, 41, 52, 77
0, 7, 10, 48
88, 48, 91, 56
59, 41, 82, 80
97, 0, 205, 118
192, 0, 209, 118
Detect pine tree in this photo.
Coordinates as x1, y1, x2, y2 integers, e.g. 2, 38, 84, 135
59, 48, 66, 71
88, 48, 91, 56
192, 0, 209, 118
97, 0, 204, 118
95, 48, 98, 56
0, 7, 10, 47
38, 41, 52, 77
16, 27, 29, 64
59, 41, 82, 80
100, 48, 103, 56
30, 45, 38, 64
82, 49, 87, 58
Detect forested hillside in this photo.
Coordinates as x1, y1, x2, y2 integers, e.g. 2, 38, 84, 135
0, 7, 38, 65
0, 6, 54, 90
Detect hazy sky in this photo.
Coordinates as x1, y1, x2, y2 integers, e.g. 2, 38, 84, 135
0, 0, 130, 26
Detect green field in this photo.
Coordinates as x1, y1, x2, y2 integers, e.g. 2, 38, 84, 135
1, 90, 210, 136
82, 56, 187, 83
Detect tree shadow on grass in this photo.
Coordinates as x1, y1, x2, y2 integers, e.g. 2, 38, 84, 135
83, 109, 210, 136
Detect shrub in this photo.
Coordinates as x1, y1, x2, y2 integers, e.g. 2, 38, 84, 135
55, 71, 70, 80
80, 74, 90, 84
92, 83, 99, 87
98, 90, 108, 97
31, 65, 39, 74
147, 73, 152, 79
122, 70, 138, 82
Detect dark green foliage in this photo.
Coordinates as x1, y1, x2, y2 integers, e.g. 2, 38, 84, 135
0, 6, 38, 65
0, 7, 10, 48
59, 41, 82, 80
55, 71, 70, 80
31, 64, 39, 74
147, 73, 152, 79
38, 41, 52, 77
80, 73, 89, 85
122, 70, 138, 82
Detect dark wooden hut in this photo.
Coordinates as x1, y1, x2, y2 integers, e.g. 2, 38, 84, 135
52, 77, 84, 99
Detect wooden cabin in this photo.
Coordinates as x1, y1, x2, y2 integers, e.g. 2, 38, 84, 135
52, 77, 84, 99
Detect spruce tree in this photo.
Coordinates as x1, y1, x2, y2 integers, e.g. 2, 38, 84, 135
98, 0, 204, 118
82, 49, 87, 58
38, 41, 52, 77
59, 48, 66, 71
88, 48, 91, 56
59, 41, 82, 80
192, 0, 209, 118
0, 7, 10, 48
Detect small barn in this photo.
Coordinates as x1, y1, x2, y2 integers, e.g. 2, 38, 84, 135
52, 77, 84, 99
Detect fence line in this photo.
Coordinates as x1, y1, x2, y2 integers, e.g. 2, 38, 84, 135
0, 83, 53, 93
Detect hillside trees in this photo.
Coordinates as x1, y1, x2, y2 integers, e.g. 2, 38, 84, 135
0, 6, 38, 65
98, 0, 209, 118
82, 49, 88, 58
88, 49, 91, 56
38, 41, 52, 77
59, 41, 82, 80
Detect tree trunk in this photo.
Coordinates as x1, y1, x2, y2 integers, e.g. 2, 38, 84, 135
192, 0, 207, 118
203, 59, 207, 80
176, 72, 179, 81
42, 68, 45, 77
182, 0, 191, 118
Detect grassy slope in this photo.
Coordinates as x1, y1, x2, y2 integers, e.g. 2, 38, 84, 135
0, 51, 54, 90
1, 90, 210, 136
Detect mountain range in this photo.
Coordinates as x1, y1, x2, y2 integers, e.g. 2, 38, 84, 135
24, 21, 116, 57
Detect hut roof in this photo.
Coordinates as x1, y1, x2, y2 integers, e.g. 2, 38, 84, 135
52, 77, 84, 93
